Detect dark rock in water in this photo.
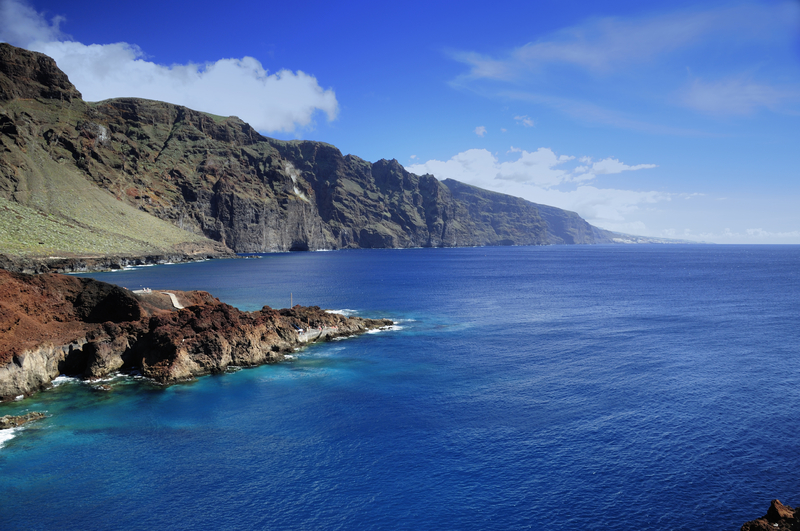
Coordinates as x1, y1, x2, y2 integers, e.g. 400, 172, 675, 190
0, 268, 392, 401
0, 411, 45, 429
741, 500, 799, 531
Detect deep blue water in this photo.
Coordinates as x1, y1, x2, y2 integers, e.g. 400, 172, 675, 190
1, 245, 799, 530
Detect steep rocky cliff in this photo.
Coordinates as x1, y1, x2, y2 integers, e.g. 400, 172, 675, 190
441, 178, 615, 245
0, 267, 392, 400
0, 43, 611, 257
741, 500, 798, 531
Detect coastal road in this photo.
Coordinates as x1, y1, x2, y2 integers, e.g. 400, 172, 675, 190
161, 292, 184, 309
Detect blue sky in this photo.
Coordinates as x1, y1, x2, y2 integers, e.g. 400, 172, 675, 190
2, 0, 799, 243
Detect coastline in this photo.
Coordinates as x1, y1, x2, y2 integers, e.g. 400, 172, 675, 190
0, 246, 797, 529
0, 268, 393, 402
0, 248, 235, 275
740, 500, 797, 530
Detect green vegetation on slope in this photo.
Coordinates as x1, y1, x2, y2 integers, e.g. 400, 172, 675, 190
0, 130, 215, 257
0, 197, 151, 256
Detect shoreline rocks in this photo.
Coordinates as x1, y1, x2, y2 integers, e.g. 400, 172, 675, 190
0, 411, 45, 429
0, 268, 392, 401
742, 500, 798, 531
0, 249, 233, 275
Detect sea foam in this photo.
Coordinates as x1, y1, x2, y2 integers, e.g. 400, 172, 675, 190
51, 375, 82, 387
0, 427, 21, 450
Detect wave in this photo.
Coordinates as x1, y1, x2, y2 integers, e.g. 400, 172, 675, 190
89, 371, 129, 384
0, 427, 21, 450
51, 375, 82, 387
366, 324, 403, 333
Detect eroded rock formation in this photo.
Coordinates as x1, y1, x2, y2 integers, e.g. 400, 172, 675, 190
0, 268, 391, 401
741, 500, 799, 531
0, 42, 614, 263
0, 411, 45, 429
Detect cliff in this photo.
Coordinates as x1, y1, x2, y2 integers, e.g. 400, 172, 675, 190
741, 500, 798, 531
441, 178, 615, 244
0, 268, 392, 401
0, 43, 612, 262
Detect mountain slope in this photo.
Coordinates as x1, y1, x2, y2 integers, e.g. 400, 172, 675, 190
0, 44, 229, 261
1, 43, 613, 256
441, 178, 615, 245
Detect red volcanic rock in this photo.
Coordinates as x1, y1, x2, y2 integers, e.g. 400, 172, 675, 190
0, 268, 392, 400
742, 500, 798, 531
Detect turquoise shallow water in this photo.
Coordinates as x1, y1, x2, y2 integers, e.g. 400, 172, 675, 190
1, 245, 799, 530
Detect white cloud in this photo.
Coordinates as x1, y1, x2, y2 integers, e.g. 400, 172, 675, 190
687, 227, 800, 243
526, 185, 669, 229
743, 228, 800, 239
514, 115, 534, 127
405, 147, 665, 230
406, 148, 655, 190
449, 2, 800, 124
474, 125, 487, 137
0, 0, 64, 44
587, 157, 657, 174
681, 76, 798, 115
0, 0, 338, 133
498, 89, 708, 135
407, 147, 576, 189
453, 3, 795, 79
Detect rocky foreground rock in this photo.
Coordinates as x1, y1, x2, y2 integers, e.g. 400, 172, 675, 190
0, 268, 392, 401
741, 500, 799, 531
0, 411, 45, 429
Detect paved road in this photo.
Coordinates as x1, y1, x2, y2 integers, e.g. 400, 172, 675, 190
161, 292, 184, 309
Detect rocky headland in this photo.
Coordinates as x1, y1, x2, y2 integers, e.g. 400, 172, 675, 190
0, 267, 392, 401
741, 500, 798, 531
0, 42, 621, 270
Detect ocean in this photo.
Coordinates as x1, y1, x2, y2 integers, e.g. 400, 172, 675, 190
1, 245, 798, 530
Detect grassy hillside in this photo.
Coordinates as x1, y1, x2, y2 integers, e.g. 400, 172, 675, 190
0, 126, 219, 257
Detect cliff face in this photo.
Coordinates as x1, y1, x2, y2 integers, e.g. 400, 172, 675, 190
440, 178, 614, 245
0, 268, 391, 400
0, 43, 610, 255
741, 500, 798, 531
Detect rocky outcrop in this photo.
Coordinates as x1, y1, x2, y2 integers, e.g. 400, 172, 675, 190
0, 44, 81, 102
742, 500, 799, 531
0, 42, 616, 257
0, 268, 392, 401
0, 411, 45, 429
0, 250, 226, 275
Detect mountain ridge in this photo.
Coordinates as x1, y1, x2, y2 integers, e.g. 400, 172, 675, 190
1, 42, 628, 264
